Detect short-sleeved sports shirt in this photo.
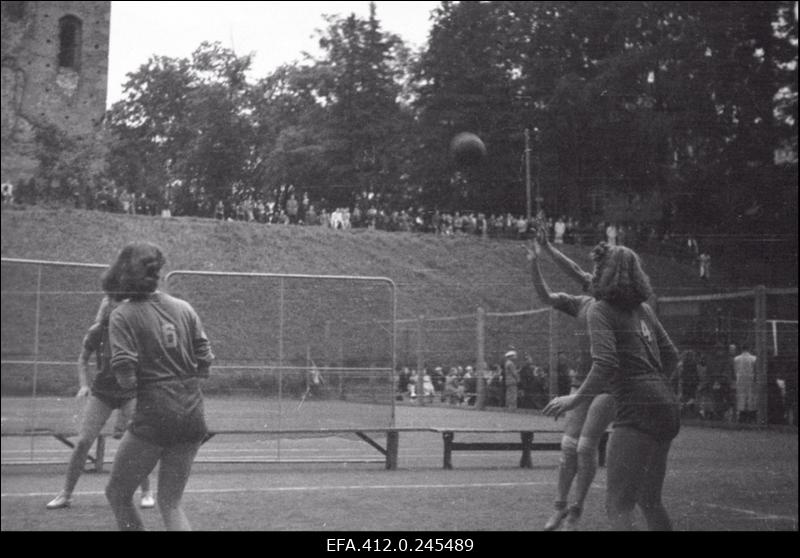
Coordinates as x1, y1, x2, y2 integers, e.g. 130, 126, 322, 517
587, 300, 680, 441
110, 291, 214, 385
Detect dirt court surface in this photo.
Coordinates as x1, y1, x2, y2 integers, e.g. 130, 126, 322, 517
2, 401, 797, 532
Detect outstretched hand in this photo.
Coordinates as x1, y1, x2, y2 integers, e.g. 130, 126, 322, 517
542, 394, 578, 420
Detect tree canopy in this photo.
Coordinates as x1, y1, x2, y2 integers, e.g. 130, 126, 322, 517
102, 1, 796, 238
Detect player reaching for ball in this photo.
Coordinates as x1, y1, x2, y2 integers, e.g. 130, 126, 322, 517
46, 296, 154, 511
526, 226, 615, 531
543, 243, 680, 531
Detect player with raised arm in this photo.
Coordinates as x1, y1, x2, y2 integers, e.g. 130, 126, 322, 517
46, 296, 154, 510
544, 244, 680, 530
527, 227, 615, 531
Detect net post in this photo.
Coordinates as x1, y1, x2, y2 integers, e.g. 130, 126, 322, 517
476, 307, 487, 410
29, 265, 43, 460
754, 285, 768, 425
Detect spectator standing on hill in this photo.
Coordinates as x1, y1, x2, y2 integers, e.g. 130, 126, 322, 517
286, 193, 299, 225
1, 182, 13, 205
734, 345, 758, 423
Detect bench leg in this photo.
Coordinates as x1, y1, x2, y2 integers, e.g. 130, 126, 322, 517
520, 432, 533, 468
598, 431, 609, 468
386, 431, 399, 470
94, 435, 105, 473
442, 432, 453, 469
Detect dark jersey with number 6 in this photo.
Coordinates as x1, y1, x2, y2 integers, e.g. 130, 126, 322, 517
110, 291, 214, 446
110, 291, 213, 384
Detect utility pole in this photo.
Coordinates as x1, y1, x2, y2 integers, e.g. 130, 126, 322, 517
524, 128, 532, 221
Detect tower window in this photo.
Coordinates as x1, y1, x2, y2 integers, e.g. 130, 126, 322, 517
58, 15, 82, 70
4, 2, 26, 21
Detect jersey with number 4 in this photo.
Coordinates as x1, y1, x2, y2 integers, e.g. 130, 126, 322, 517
109, 291, 214, 385
587, 300, 680, 441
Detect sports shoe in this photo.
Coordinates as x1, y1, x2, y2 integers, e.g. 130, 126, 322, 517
543, 505, 569, 531
140, 492, 156, 509
46, 492, 72, 510
561, 505, 582, 531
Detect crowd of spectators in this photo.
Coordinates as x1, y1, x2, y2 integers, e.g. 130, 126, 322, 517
675, 343, 795, 425
2, 177, 714, 274
393, 350, 558, 411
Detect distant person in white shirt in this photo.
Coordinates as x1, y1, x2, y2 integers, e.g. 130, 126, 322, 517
554, 217, 566, 244
605, 223, 618, 246
733, 345, 758, 423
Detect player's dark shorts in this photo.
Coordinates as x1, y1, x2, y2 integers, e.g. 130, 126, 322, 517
91, 390, 135, 410
613, 376, 681, 442
130, 377, 208, 447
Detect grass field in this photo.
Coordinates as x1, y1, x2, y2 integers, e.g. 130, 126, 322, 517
1, 400, 797, 531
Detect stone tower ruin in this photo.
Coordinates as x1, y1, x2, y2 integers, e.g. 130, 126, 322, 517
1, 1, 111, 186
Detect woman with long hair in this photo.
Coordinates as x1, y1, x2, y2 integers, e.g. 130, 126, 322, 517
102, 242, 214, 530
544, 243, 679, 530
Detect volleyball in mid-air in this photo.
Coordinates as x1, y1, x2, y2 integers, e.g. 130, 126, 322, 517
449, 132, 486, 167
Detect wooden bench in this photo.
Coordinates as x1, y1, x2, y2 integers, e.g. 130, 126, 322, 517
200, 428, 436, 470
430, 428, 610, 470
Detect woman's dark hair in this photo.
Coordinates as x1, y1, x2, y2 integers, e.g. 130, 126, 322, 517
589, 242, 653, 311
102, 242, 165, 301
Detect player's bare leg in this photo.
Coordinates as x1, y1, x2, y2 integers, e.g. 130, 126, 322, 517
544, 396, 589, 530
47, 396, 113, 509
106, 431, 161, 530
155, 441, 201, 531
562, 394, 615, 530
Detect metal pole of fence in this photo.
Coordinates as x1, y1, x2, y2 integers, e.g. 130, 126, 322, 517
754, 285, 768, 426
338, 332, 344, 399
417, 315, 425, 406
277, 277, 285, 458
29, 265, 43, 460
476, 307, 487, 409
548, 307, 558, 399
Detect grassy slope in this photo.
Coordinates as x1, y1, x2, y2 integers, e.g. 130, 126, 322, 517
1, 207, 710, 317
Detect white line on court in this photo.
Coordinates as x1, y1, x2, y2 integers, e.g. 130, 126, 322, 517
2, 481, 553, 499
687, 501, 797, 522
